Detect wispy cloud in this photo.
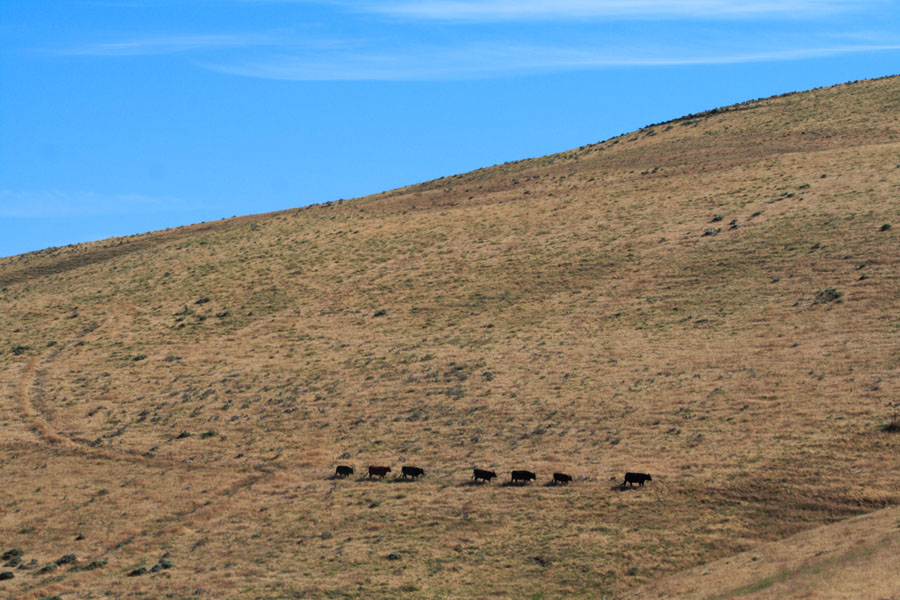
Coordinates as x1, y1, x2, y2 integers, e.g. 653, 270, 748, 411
0, 190, 199, 218
52, 1, 899, 81
203, 38, 900, 81
355, 0, 869, 22
61, 33, 285, 56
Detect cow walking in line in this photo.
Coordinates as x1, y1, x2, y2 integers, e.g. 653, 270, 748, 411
368, 465, 392, 479
473, 468, 497, 483
334, 465, 354, 478
552, 472, 572, 485
622, 472, 652, 488
511, 470, 536, 484
401, 466, 425, 479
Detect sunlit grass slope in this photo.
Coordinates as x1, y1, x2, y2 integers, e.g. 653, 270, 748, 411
1, 75, 899, 599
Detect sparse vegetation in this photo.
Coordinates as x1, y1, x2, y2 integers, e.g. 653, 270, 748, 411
813, 287, 843, 304
882, 401, 900, 433
2, 75, 900, 600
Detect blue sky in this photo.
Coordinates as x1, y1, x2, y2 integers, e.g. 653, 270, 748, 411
1, 1, 898, 257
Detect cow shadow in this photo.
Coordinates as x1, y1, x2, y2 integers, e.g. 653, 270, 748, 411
459, 479, 491, 487
612, 483, 646, 492
544, 480, 570, 487
499, 481, 533, 488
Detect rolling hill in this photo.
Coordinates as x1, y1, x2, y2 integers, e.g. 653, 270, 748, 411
1, 75, 899, 600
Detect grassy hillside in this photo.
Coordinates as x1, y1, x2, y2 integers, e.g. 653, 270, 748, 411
626, 504, 900, 599
1, 75, 899, 600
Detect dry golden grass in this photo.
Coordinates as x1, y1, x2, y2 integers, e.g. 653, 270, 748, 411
1, 75, 900, 599
626, 505, 900, 599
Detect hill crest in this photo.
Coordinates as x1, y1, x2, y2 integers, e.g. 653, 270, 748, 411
1, 74, 899, 600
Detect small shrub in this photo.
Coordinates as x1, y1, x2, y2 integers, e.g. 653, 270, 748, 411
132, 354, 148, 362
1, 549, 23, 562
199, 430, 218, 439
880, 223, 892, 232
373, 309, 387, 317
3, 555, 20, 567
11, 345, 30, 356
56, 554, 76, 565
150, 558, 173, 572
80, 559, 107, 571
813, 288, 843, 304
195, 297, 211, 305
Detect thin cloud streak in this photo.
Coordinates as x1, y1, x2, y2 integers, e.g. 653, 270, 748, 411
61, 33, 287, 56
360, 0, 867, 21
203, 41, 900, 81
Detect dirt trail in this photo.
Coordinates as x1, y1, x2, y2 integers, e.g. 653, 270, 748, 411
13, 308, 180, 469
9, 308, 285, 599
13, 304, 256, 473
17, 468, 274, 600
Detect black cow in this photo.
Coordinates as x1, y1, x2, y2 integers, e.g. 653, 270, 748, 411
334, 465, 354, 478
368, 465, 391, 479
623, 472, 652, 487
552, 472, 572, 485
401, 466, 425, 479
511, 470, 536, 484
473, 468, 497, 483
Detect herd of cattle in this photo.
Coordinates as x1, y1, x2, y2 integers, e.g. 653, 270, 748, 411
334, 465, 653, 489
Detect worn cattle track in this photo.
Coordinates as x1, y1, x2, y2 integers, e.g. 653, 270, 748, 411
17, 468, 271, 600
12, 309, 284, 599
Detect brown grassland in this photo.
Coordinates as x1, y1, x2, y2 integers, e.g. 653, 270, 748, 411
1, 75, 899, 599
